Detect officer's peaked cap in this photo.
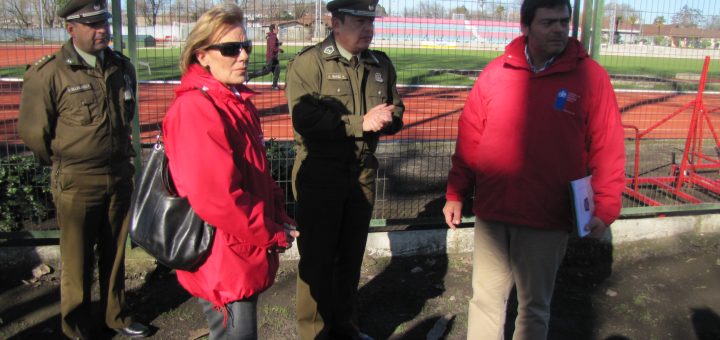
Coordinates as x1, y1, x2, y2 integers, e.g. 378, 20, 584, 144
57, 0, 111, 23
327, 0, 381, 17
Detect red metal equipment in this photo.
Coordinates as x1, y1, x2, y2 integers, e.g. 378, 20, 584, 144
624, 56, 720, 206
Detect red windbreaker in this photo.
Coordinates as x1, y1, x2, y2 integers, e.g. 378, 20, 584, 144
163, 64, 293, 307
446, 37, 625, 229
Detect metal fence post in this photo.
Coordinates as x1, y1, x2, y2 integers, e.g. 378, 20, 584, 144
591, 0, 604, 59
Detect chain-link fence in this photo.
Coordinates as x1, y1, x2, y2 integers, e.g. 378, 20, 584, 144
1, 0, 720, 232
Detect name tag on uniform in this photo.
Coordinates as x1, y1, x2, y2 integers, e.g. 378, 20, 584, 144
67, 84, 92, 93
327, 73, 347, 80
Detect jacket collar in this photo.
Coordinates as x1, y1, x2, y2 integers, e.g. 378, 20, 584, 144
60, 39, 121, 70
503, 36, 588, 76
177, 64, 257, 102
320, 34, 380, 66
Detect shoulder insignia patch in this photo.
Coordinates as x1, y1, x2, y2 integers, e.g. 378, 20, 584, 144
323, 46, 335, 55
32, 54, 56, 69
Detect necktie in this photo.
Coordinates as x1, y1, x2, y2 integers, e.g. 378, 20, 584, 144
349, 55, 358, 69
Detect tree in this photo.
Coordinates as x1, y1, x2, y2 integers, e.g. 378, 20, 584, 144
494, 5, 505, 20
705, 15, 720, 30
138, 0, 164, 26
453, 5, 469, 17
604, 2, 640, 43
3, 0, 34, 28
404, 1, 447, 19
671, 5, 704, 28
34, 0, 62, 28
291, 1, 313, 20
653, 15, 665, 27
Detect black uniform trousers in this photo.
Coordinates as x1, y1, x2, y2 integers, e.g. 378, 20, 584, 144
295, 157, 376, 340
52, 167, 133, 338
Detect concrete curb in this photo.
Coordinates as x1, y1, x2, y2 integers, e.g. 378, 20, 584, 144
356, 213, 720, 260
2, 214, 720, 267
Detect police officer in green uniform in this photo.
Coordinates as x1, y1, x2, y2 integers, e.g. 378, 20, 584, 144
285, 0, 404, 338
17, 0, 149, 338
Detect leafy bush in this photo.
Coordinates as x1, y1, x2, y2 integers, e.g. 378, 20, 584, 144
0, 154, 52, 232
265, 138, 295, 182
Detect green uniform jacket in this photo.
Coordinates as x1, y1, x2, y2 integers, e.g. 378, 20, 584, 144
18, 40, 137, 175
286, 34, 404, 175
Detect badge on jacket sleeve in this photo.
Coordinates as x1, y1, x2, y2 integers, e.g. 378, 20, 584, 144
374, 72, 384, 83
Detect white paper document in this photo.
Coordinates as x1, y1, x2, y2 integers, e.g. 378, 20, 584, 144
570, 175, 594, 238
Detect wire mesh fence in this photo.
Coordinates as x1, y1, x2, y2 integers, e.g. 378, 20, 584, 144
1, 0, 720, 232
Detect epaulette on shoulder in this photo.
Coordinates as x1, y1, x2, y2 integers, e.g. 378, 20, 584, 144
30, 54, 56, 70
296, 45, 315, 56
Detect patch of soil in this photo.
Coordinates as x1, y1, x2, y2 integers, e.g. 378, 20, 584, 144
1, 232, 719, 339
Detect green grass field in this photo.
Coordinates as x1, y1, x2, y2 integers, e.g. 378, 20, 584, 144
2, 44, 718, 91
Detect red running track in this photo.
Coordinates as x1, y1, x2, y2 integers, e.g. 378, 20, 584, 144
0, 45, 62, 68
2, 81, 720, 145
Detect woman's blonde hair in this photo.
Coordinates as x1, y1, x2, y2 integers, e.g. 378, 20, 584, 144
179, 3, 245, 74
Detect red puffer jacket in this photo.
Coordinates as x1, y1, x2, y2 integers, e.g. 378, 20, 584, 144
163, 64, 294, 307
446, 37, 625, 229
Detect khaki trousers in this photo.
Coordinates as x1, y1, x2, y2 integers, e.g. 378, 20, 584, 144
467, 219, 569, 340
53, 171, 133, 338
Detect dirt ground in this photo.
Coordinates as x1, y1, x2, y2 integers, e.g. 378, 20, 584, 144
1, 231, 719, 340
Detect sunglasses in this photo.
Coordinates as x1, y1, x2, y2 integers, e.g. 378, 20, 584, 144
206, 41, 252, 57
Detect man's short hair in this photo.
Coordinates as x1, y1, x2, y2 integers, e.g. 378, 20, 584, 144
269, 24, 276, 31
520, 0, 572, 27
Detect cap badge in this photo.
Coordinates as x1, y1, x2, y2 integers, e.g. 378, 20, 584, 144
369, 5, 375, 11
323, 46, 335, 55
93, 4, 101, 10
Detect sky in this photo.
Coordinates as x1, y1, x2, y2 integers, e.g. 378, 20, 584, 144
380, 0, 720, 24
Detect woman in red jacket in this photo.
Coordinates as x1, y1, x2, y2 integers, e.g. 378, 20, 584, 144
162, 4, 299, 339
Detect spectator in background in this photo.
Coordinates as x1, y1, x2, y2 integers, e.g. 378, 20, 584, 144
285, 0, 404, 338
442, 0, 625, 339
249, 24, 284, 90
17, 0, 150, 338
162, 3, 298, 339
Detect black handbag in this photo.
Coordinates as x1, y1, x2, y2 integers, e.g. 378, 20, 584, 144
129, 142, 215, 271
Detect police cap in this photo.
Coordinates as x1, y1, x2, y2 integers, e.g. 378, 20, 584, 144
327, 0, 381, 17
57, 0, 111, 24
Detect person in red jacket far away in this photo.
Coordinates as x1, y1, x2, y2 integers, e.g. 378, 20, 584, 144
443, 0, 625, 339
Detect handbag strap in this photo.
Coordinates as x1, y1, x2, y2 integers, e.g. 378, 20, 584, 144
156, 88, 218, 196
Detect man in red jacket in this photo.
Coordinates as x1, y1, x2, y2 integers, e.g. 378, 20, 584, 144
443, 0, 625, 339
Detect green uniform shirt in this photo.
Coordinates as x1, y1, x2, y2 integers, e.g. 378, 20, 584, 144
285, 34, 404, 171
18, 40, 137, 175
